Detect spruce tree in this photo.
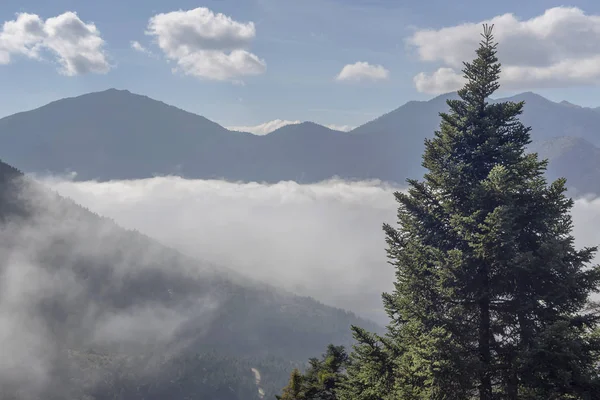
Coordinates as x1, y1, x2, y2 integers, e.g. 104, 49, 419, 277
337, 326, 398, 400
276, 345, 349, 400
277, 369, 305, 400
278, 24, 600, 400
345, 24, 600, 399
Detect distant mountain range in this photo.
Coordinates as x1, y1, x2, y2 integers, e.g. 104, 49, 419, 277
0, 159, 379, 399
0, 88, 599, 195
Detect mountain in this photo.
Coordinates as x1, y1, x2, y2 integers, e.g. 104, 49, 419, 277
528, 136, 600, 196
499, 92, 600, 145
350, 91, 600, 195
0, 89, 255, 181
351, 90, 600, 150
0, 159, 380, 399
1, 89, 599, 195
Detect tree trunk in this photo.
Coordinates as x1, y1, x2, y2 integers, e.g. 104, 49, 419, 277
506, 358, 519, 400
478, 271, 493, 400
514, 308, 531, 398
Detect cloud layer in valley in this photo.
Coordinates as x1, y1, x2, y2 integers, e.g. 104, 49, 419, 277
144, 7, 266, 81
45, 177, 398, 322
408, 6, 600, 93
43, 176, 600, 324
0, 11, 110, 75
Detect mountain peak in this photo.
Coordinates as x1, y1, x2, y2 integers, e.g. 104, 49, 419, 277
95, 88, 139, 98
495, 91, 554, 105
429, 91, 461, 103
0, 89, 232, 181
103, 87, 131, 93
14, 88, 223, 129
269, 121, 339, 136
73, 87, 155, 102
92, 87, 130, 94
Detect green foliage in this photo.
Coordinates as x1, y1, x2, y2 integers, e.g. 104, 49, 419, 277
276, 345, 349, 400
280, 24, 600, 400
382, 24, 600, 398
277, 369, 305, 400
336, 326, 397, 400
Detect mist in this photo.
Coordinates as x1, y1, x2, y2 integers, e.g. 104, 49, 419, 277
43, 176, 600, 322
2, 173, 599, 398
41, 177, 397, 323
0, 178, 222, 398
3, 174, 396, 398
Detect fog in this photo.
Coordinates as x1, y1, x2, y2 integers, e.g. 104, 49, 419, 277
0, 179, 221, 398
3, 174, 600, 398
43, 176, 600, 320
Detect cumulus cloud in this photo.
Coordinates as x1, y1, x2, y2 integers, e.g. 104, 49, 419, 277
407, 7, 600, 93
145, 7, 266, 81
228, 119, 302, 135
0, 11, 110, 75
335, 61, 389, 82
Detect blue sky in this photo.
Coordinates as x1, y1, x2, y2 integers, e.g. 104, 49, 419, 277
1, 0, 600, 131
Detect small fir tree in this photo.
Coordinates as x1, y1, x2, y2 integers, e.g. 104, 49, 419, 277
277, 369, 305, 400
276, 345, 349, 400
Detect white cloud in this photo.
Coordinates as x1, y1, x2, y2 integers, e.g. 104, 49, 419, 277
407, 7, 600, 93
131, 40, 152, 55
326, 124, 354, 132
0, 11, 110, 75
227, 120, 355, 135
131, 40, 145, 52
335, 61, 389, 82
44, 176, 600, 325
228, 119, 301, 135
413, 67, 465, 94
145, 7, 266, 81
131, 40, 159, 59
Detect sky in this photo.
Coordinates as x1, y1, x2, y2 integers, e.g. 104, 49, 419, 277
2, 0, 600, 133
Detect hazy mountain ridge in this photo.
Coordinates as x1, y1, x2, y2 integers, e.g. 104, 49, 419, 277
0, 89, 598, 194
0, 159, 380, 400
528, 136, 600, 197
351, 90, 600, 195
